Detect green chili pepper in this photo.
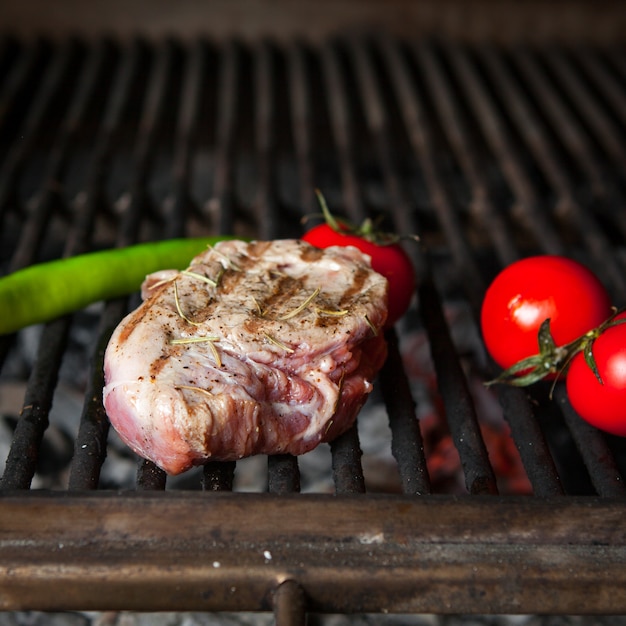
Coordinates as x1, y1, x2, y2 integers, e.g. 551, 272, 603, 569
0, 236, 240, 335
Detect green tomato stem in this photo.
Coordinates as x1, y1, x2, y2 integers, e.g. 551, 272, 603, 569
313, 188, 419, 246
485, 306, 626, 391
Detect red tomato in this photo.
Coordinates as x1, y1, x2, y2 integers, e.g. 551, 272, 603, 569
481, 256, 612, 371
566, 312, 626, 437
302, 224, 415, 327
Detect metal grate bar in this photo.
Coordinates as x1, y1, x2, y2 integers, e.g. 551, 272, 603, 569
68, 41, 155, 490
122, 41, 182, 489
501, 47, 626, 296
314, 41, 373, 491
166, 40, 207, 238
380, 329, 431, 495
6, 40, 83, 272
444, 44, 565, 257
350, 38, 422, 269
0, 41, 111, 489
320, 41, 367, 223
288, 42, 316, 216
368, 39, 498, 494
415, 43, 519, 268
0, 319, 70, 489
68, 308, 120, 491
553, 385, 626, 497
203, 460, 236, 491
575, 47, 626, 136
350, 40, 430, 493
410, 44, 563, 495
210, 40, 240, 235
541, 49, 624, 197
268, 454, 302, 494
0, 38, 50, 215
382, 39, 485, 302
419, 274, 498, 494
272, 579, 306, 626
253, 42, 304, 494
330, 426, 366, 494
494, 385, 564, 496
253, 40, 280, 240
117, 39, 174, 246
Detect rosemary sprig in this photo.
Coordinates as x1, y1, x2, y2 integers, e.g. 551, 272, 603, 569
315, 307, 349, 317
364, 314, 378, 336
207, 340, 222, 368
170, 336, 220, 345
278, 287, 321, 320
148, 274, 177, 291
332, 371, 346, 414
170, 335, 222, 367
181, 269, 219, 288
251, 295, 266, 317
207, 244, 242, 271
175, 385, 214, 397
263, 332, 295, 353
174, 281, 201, 326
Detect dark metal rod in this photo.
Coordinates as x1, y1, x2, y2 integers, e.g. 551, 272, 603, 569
272, 579, 307, 626
254, 40, 279, 240
415, 42, 519, 267
0, 39, 49, 176
443, 43, 564, 257
495, 385, 564, 496
419, 274, 498, 495
118, 38, 175, 245
506, 47, 626, 297
0, 319, 70, 489
268, 454, 301, 494
330, 425, 366, 494
166, 39, 206, 237
576, 48, 626, 133
2, 42, 114, 489
69, 41, 152, 489
553, 385, 626, 497
350, 38, 419, 247
6, 40, 82, 273
132, 39, 176, 193
543, 48, 625, 195
319, 40, 366, 223
202, 461, 236, 491
380, 38, 484, 301
0, 38, 49, 169
288, 41, 316, 217
380, 329, 431, 495
68, 305, 123, 491
209, 40, 240, 235
136, 460, 168, 491
125, 42, 181, 490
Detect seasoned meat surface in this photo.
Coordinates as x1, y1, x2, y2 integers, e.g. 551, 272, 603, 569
103, 239, 389, 475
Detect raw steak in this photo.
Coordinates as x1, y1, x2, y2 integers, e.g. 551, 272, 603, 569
103, 239, 389, 475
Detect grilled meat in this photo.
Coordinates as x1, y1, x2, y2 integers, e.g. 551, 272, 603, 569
103, 239, 388, 475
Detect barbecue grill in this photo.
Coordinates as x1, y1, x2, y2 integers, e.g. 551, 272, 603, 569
1, 1, 626, 623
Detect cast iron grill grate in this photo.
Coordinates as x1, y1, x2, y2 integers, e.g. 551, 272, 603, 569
1, 35, 626, 620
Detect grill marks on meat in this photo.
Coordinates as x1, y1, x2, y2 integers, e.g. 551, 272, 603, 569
103, 239, 389, 475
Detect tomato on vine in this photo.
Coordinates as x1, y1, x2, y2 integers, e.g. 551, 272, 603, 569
302, 191, 417, 327
480, 255, 626, 437
566, 312, 626, 437
480, 255, 612, 377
